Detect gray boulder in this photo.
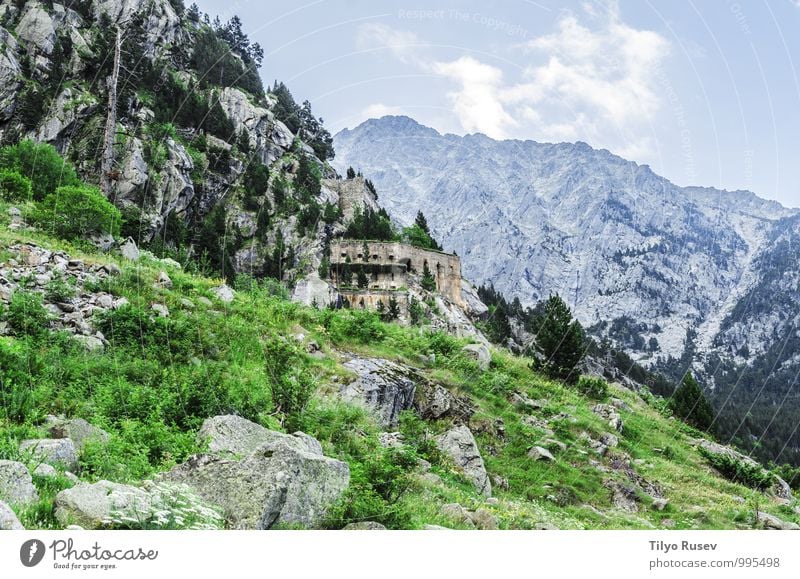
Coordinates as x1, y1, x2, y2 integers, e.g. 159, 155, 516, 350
0, 460, 39, 505
414, 379, 475, 421
19, 439, 78, 472
0, 500, 23, 530
198, 415, 322, 457
119, 237, 140, 261
55, 481, 152, 529
45, 416, 110, 452
341, 357, 417, 428
162, 432, 349, 529
291, 273, 338, 308
593, 404, 623, 432
462, 343, 491, 370
435, 425, 491, 497
756, 511, 800, 530
343, 521, 386, 530
528, 446, 555, 461
211, 284, 236, 303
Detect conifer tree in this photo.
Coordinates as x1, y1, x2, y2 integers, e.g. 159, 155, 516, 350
533, 294, 585, 384
670, 373, 714, 431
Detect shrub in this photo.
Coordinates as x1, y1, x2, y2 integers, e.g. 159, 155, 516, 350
700, 448, 774, 491
0, 169, 33, 201
264, 338, 315, 430
44, 274, 76, 303
4, 291, 49, 337
0, 140, 80, 200
576, 375, 609, 400
34, 185, 122, 240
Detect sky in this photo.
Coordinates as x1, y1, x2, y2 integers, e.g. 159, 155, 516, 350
193, 0, 800, 208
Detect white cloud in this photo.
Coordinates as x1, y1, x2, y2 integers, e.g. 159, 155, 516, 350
361, 103, 407, 119
356, 23, 424, 65
432, 57, 518, 138
355, 5, 670, 158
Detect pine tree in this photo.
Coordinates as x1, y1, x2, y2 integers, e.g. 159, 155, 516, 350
387, 295, 401, 320
357, 266, 369, 289
346, 166, 356, 179
421, 261, 436, 292
669, 373, 714, 431
533, 294, 585, 384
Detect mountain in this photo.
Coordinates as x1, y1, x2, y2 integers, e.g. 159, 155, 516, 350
334, 115, 800, 464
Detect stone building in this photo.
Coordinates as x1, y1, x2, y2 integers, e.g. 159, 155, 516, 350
329, 240, 464, 309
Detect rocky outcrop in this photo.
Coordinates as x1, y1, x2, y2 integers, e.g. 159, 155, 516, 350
341, 357, 417, 428
198, 415, 322, 457
462, 343, 491, 370
163, 428, 349, 529
413, 380, 474, 422
0, 500, 23, 530
756, 511, 800, 530
291, 273, 339, 308
592, 404, 624, 433
33, 87, 98, 146
0, 27, 21, 122
19, 439, 79, 472
0, 460, 39, 506
435, 425, 491, 497
15, 2, 57, 55
55, 480, 152, 529
92, 0, 183, 59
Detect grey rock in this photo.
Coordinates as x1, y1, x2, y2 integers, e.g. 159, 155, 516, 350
119, 237, 139, 261
593, 404, 623, 432
180, 298, 195, 309
45, 416, 110, 451
378, 432, 405, 448
528, 446, 555, 461
534, 523, 559, 530
16, 3, 56, 54
341, 357, 417, 428
0, 28, 21, 122
469, 508, 498, 530
162, 438, 349, 529
151, 303, 169, 317
211, 284, 235, 303
599, 432, 619, 448
19, 439, 78, 472
343, 522, 386, 530
423, 524, 451, 530
414, 379, 474, 421
435, 425, 491, 497
197, 296, 213, 307
440, 503, 475, 528
33, 463, 58, 478
0, 460, 39, 505
198, 415, 323, 458
756, 511, 800, 530
291, 273, 338, 308
652, 498, 669, 511
462, 343, 491, 370
772, 476, 794, 502
73, 334, 105, 352
605, 480, 639, 512
0, 500, 23, 530
156, 271, 173, 289
55, 481, 152, 529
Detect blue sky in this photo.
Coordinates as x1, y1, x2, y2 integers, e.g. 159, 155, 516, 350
194, 0, 800, 208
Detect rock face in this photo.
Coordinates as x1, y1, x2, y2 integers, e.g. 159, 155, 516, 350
19, 439, 79, 472
435, 425, 491, 497
341, 357, 417, 428
0, 460, 39, 506
164, 425, 349, 529
0, 500, 23, 530
55, 481, 152, 529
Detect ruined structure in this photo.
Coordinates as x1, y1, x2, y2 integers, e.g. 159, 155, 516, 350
329, 240, 464, 312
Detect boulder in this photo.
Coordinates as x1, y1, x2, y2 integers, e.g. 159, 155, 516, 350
772, 476, 794, 502
55, 481, 152, 529
460, 280, 489, 319
462, 343, 491, 370
440, 503, 475, 528
16, 3, 56, 54
45, 416, 110, 451
592, 404, 623, 432
73, 335, 105, 352
341, 357, 417, 428
469, 508, 499, 530
162, 434, 349, 529
33, 463, 58, 478
155, 271, 173, 289
435, 425, 491, 497
19, 439, 78, 472
343, 522, 386, 530
528, 446, 555, 462
211, 284, 236, 303
119, 237, 140, 261
756, 511, 800, 530
599, 433, 619, 448
291, 273, 338, 308
0, 460, 39, 505
198, 415, 321, 457
151, 303, 169, 317
414, 380, 474, 421
605, 480, 639, 512
0, 500, 23, 530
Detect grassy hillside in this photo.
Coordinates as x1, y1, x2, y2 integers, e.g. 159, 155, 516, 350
1, 202, 798, 530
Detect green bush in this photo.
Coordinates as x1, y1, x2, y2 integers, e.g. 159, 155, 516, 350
34, 185, 122, 240
0, 169, 33, 201
322, 308, 386, 345
576, 375, 609, 400
4, 291, 50, 337
44, 275, 77, 303
0, 140, 80, 200
700, 448, 774, 491
264, 338, 314, 430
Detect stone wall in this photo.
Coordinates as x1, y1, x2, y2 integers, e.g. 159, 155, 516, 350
321, 177, 379, 223
339, 289, 410, 318
330, 240, 463, 306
